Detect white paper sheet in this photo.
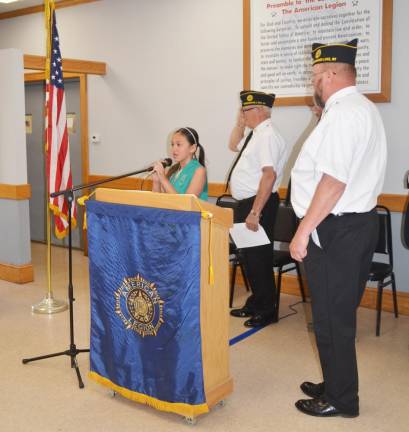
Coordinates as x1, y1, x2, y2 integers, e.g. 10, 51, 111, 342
229, 223, 271, 248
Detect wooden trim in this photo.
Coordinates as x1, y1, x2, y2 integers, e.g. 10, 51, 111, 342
24, 71, 83, 81
377, 0, 393, 103
243, 0, 393, 105
232, 269, 409, 316
209, 182, 229, 197
88, 175, 152, 191
80, 74, 90, 255
378, 193, 408, 213
79, 75, 89, 186
88, 175, 226, 196
0, 184, 31, 200
87, 177, 409, 213
0, 0, 100, 21
24, 55, 106, 75
0, 262, 34, 284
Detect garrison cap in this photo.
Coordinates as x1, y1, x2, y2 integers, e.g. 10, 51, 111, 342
240, 90, 275, 108
312, 38, 358, 66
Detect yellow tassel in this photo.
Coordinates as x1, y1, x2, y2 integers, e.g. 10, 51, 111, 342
89, 371, 209, 418
195, 200, 215, 286
77, 191, 96, 230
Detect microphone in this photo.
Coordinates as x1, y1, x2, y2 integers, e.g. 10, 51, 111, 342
148, 158, 172, 171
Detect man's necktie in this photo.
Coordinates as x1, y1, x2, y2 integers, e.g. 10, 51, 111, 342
225, 131, 253, 192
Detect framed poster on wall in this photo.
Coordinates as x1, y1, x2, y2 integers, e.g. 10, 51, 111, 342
243, 0, 393, 106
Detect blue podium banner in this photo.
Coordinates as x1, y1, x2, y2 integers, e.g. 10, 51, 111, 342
86, 200, 208, 417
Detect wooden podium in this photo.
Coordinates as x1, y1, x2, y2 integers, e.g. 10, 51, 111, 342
94, 188, 234, 419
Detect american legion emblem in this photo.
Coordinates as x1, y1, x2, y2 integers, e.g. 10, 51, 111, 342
114, 274, 164, 337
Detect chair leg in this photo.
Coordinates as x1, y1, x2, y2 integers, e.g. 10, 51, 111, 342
239, 262, 251, 292
391, 272, 399, 318
295, 262, 306, 302
274, 268, 283, 322
376, 281, 383, 337
230, 261, 237, 308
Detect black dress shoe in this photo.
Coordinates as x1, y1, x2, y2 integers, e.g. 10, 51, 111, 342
243, 313, 277, 327
230, 306, 253, 318
295, 398, 359, 418
300, 381, 325, 399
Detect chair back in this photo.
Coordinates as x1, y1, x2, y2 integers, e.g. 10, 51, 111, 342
374, 205, 393, 266
273, 202, 298, 243
216, 194, 239, 212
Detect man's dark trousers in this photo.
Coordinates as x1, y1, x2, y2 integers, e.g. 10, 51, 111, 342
303, 209, 378, 415
234, 192, 279, 315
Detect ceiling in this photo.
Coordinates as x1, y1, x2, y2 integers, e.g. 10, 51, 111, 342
0, 1, 60, 13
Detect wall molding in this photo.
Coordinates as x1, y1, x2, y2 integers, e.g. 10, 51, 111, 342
0, 183, 31, 200
24, 55, 106, 75
87, 176, 408, 213
0, 0, 100, 21
0, 262, 34, 284
232, 269, 409, 317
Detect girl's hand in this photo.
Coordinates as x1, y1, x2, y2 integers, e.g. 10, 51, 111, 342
152, 161, 165, 180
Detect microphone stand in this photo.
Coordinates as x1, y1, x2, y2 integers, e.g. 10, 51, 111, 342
22, 165, 155, 388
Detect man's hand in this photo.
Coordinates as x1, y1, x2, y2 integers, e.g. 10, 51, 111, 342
289, 230, 309, 262
229, 109, 246, 151
245, 212, 259, 232
236, 108, 245, 129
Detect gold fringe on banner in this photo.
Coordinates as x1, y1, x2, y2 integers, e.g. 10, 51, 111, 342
89, 371, 209, 418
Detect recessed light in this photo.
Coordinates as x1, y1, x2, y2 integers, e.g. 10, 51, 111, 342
0, 1, 20, 4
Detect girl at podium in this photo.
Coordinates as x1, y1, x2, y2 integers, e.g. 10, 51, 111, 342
152, 127, 208, 200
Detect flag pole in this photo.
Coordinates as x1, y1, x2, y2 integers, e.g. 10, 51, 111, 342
32, 0, 68, 314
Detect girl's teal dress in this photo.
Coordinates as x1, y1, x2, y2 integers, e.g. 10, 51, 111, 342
169, 159, 208, 201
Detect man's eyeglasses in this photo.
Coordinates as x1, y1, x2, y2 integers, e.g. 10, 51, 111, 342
242, 107, 257, 113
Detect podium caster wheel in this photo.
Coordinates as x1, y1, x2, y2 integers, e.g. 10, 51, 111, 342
184, 416, 197, 425
108, 390, 117, 397
217, 399, 226, 408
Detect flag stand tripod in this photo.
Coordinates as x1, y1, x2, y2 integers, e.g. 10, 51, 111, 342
22, 190, 89, 388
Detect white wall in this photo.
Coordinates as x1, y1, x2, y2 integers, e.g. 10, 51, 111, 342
0, 0, 407, 191
0, 49, 27, 184
0, 48, 31, 265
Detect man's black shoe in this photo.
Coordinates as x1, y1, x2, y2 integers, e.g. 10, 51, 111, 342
300, 381, 325, 399
295, 398, 359, 418
230, 306, 253, 318
243, 313, 277, 327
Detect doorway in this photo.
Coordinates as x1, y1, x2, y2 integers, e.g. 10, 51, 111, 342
25, 78, 84, 249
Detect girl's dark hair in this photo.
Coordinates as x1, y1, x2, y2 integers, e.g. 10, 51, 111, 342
167, 127, 206, 178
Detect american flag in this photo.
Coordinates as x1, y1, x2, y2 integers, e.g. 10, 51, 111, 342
45, 9, 76, 238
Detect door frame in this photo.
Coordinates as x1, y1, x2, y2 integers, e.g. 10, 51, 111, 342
25, 72, 89, 252
24, 72, 89, 186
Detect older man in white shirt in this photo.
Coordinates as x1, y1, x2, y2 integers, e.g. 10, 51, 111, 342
227, 90, 290, 327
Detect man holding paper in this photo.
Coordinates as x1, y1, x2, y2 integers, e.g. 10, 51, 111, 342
227, 90, 290, 327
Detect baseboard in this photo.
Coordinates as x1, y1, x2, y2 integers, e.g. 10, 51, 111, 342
0, 262, 34, 284
231, 268, 409, 316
